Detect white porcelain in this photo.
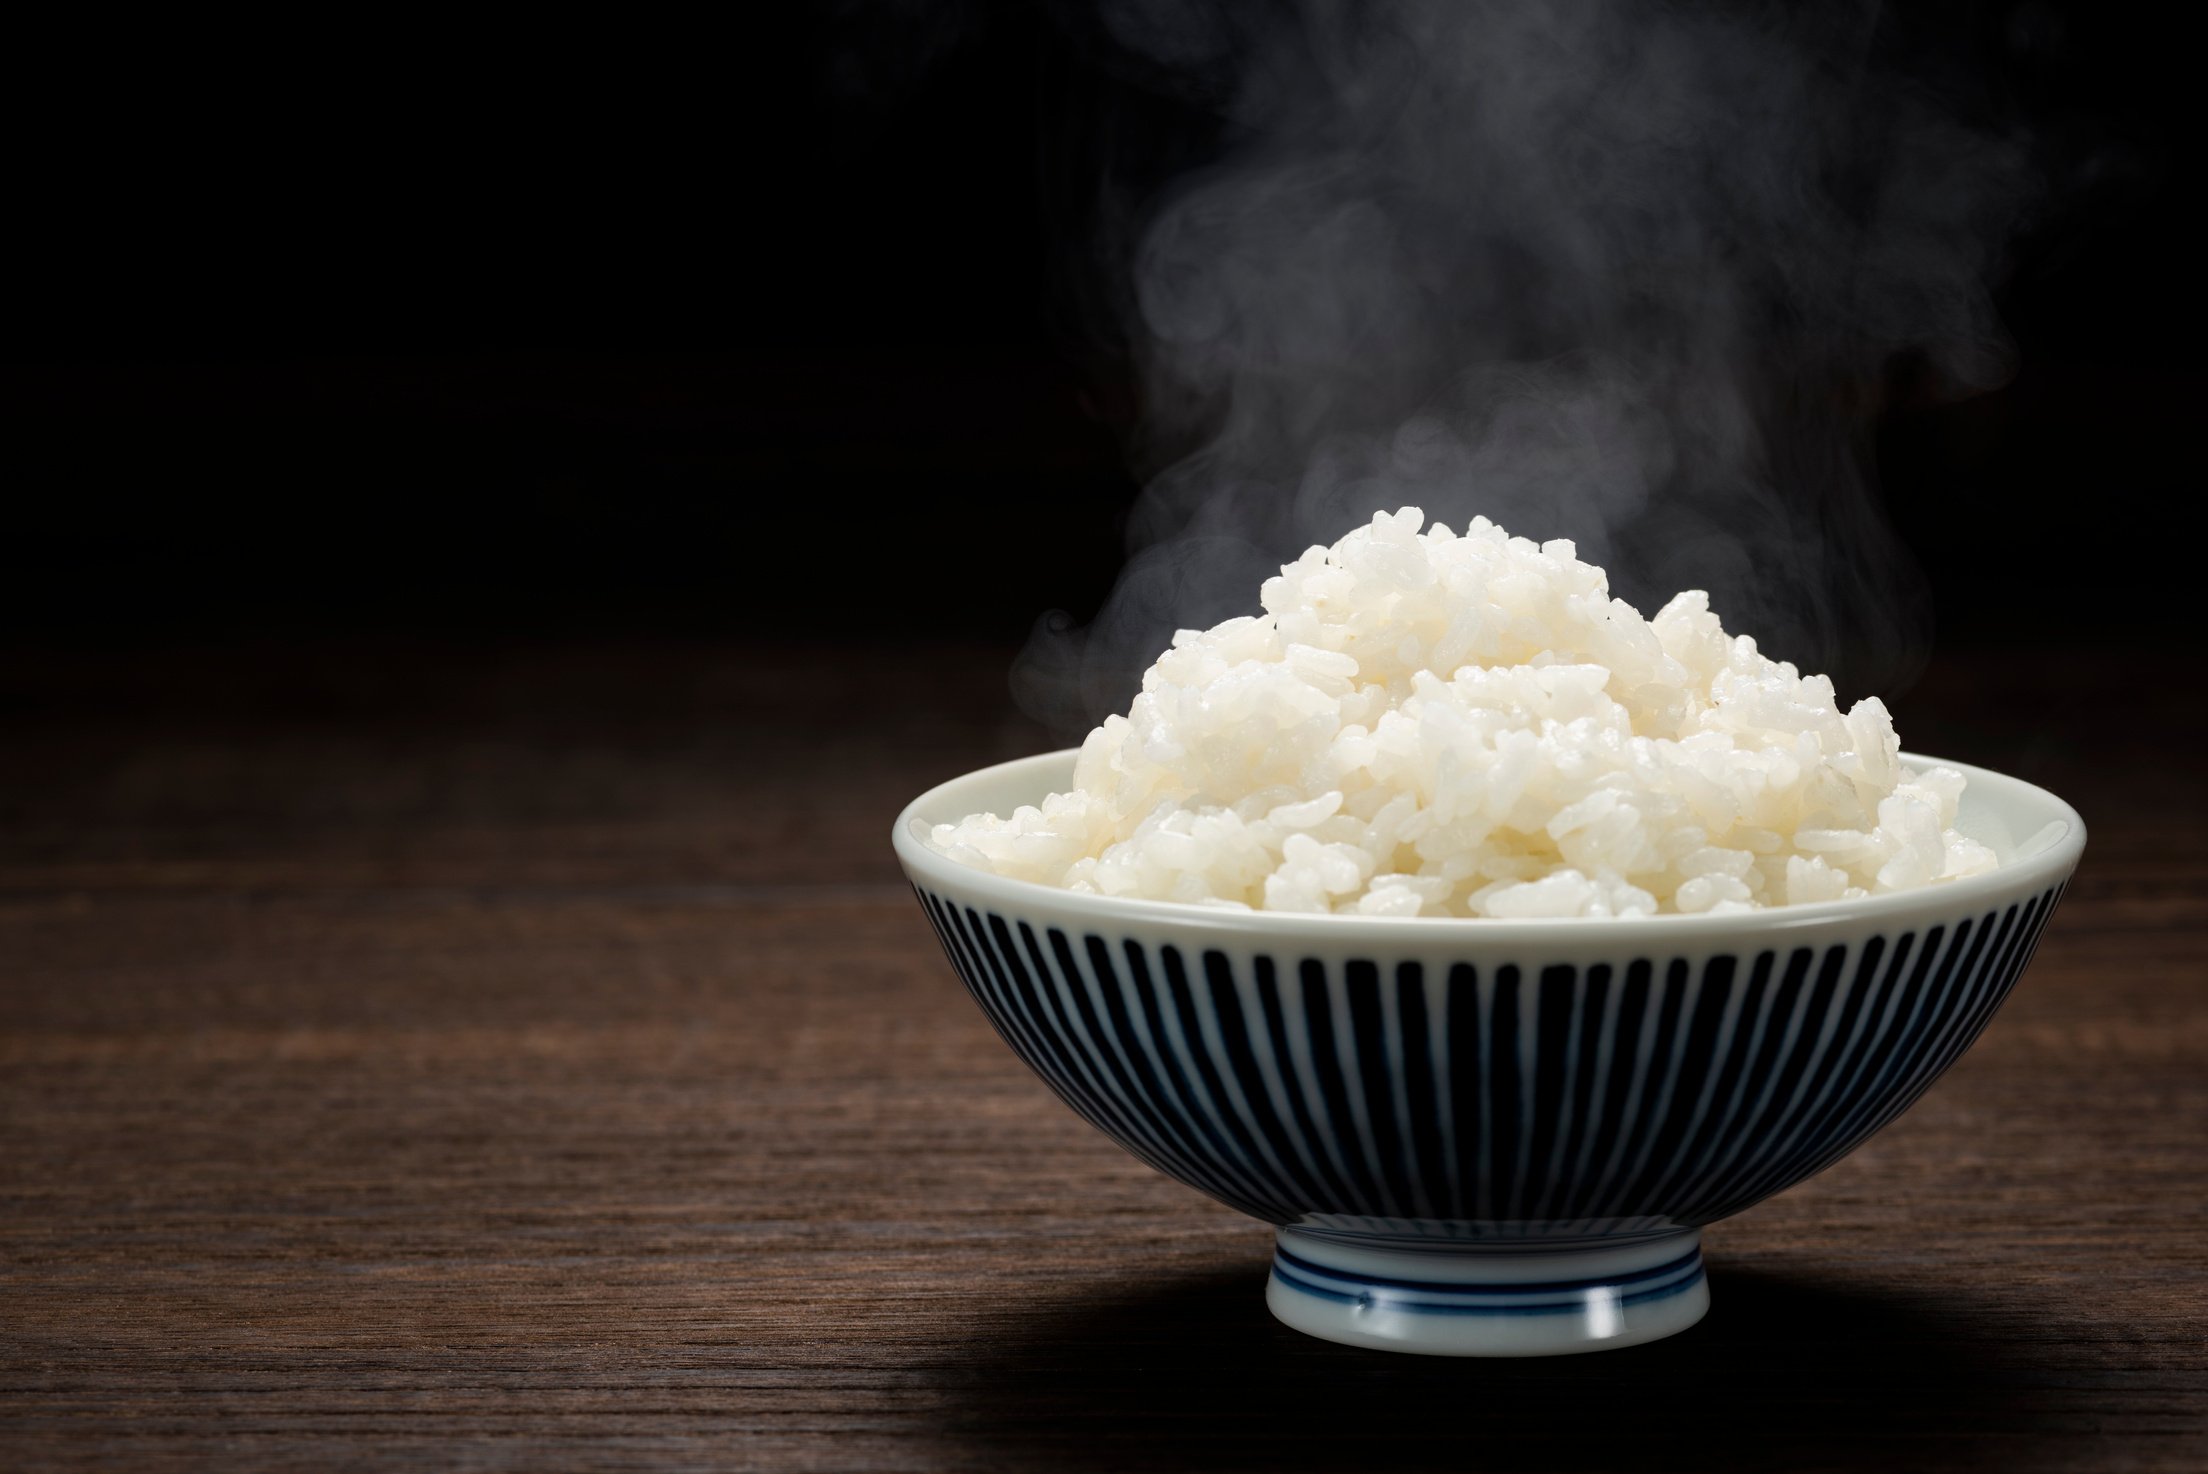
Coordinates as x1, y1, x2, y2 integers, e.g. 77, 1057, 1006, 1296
894, 752, 2084, 1356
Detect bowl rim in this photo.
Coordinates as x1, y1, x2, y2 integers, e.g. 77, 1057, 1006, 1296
892, 749, 2086, 943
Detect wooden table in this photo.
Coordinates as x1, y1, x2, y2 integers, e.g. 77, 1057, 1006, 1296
3, 638, 2202, 1471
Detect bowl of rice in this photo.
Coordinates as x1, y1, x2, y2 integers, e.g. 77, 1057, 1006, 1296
893, 509, 2085, 1356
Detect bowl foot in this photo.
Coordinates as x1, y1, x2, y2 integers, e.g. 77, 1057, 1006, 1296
1266, 1226, 1708, 1356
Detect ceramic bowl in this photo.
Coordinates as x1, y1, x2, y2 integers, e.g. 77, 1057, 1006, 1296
892, 751, 2084, 1356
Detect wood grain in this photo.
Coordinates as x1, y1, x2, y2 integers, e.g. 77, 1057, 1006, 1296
2, 639, 2202, 1472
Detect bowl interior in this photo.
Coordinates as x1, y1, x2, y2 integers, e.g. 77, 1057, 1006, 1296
903, 749, 2077, 871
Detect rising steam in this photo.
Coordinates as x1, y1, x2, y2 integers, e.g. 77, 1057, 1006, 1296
1017, 0, 2031, 735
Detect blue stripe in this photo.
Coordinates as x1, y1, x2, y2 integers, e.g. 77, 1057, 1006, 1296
1275, 1251, 1706, 1303
1274, 1243, 1702, 1295
1271, 1260, 1708, 1317
915, 883, 2065, 1236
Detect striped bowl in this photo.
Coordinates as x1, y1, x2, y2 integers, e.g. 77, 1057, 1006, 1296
893, 752, 2085, 1356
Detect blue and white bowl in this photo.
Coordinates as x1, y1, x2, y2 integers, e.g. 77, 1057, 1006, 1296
892, 752, 2085, 1356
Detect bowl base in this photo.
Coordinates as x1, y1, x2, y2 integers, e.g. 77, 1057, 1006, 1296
1266, 1226, 1708, 1357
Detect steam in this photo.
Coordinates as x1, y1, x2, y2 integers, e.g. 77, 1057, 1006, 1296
1018, 0, 2030, 735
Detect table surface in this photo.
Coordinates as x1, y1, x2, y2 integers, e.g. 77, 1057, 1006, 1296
2, 638, 2202, 1473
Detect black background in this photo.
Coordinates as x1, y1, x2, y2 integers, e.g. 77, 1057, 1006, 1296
1, 1, 2198, 689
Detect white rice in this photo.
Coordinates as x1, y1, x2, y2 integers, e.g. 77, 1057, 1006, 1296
930, 508, 1996, 918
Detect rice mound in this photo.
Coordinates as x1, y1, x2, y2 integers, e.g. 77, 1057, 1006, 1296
930, 508, 1996, 918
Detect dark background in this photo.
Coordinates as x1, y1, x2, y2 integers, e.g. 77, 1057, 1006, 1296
0, 0, 2198, 687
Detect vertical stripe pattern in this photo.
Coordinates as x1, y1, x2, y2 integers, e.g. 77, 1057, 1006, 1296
914, 884, 2066, 1233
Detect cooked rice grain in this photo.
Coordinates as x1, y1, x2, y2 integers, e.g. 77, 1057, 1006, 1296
930, 508, 1995, 917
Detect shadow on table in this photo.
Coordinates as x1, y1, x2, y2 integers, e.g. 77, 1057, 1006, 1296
938, 1257, 2092, 1472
